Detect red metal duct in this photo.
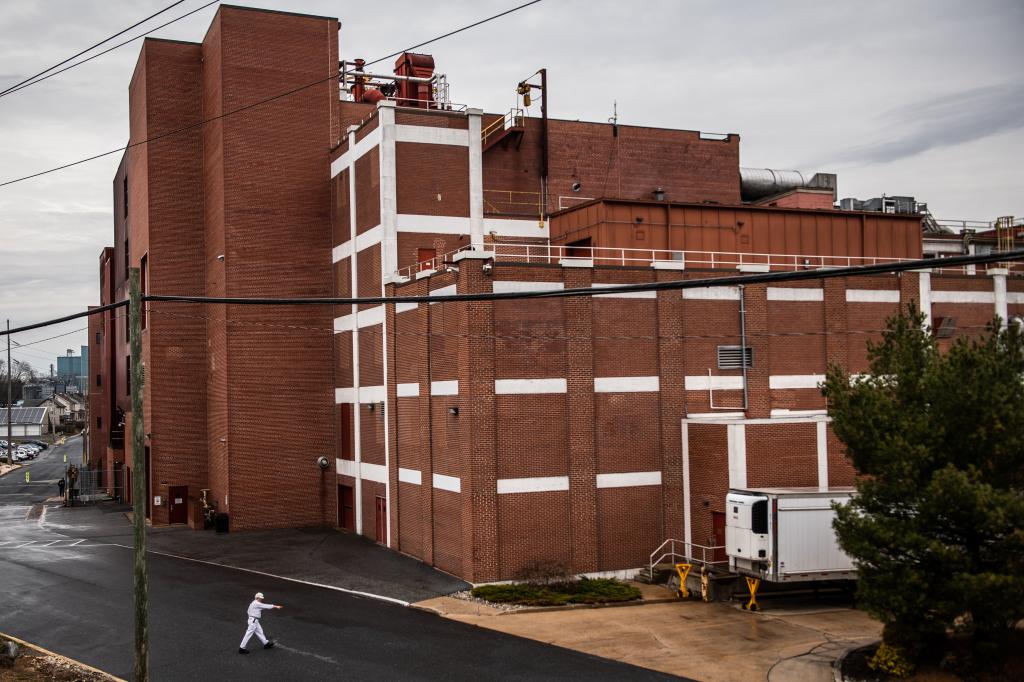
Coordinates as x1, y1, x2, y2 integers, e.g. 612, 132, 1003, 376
393, 52, 435, 108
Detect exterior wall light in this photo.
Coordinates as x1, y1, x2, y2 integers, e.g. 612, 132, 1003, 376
448, 406, 459, 416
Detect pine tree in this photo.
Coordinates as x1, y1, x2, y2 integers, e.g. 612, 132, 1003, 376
822, 304, 1024, 671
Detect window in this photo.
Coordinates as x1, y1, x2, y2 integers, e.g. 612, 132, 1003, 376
95, 331, 102, 344
717, 345, 753, 370
126, 357, 131, 395
96, 374, 102, 388
97, 416, 103, 430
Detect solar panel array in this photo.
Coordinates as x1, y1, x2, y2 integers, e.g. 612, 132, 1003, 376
0, 407, 48, 425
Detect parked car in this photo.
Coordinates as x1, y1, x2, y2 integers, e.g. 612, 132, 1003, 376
29, 440, 48, 449
13, 450, 30, 462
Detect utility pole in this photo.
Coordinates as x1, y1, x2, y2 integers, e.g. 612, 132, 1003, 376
129, 268, 148, 681
6, 320, 11, 466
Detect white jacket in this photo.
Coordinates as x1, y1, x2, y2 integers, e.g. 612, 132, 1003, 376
246, 600, 277, 619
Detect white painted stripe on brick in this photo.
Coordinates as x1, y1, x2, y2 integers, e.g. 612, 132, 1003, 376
727, 423, 747, 488
594, 376, 660, 393
931, 290, 996, 304
492, 280, 564, 293
496, 476, 569, 494
359, 385, 386, 403
483, 217, 549, 238
334, 306, 385, 333
395, 124, 470, 146
397, 214, 468, 235
816, 421, 829, 492
360, 462, 388, 484
684, 375, 744, 391
330, 127, 382, 177
334, 315, 354, 333
332, 241, 352, 263
398, 467, 422, 486
769, 374, 825, 390
396, 383, 420, 398
433, 473, 461, 493
495, 378, 567, 394
356, 224, 383, 252
335, 388, 355, 404
767, 287, 823, 302
846, 289, 900, 303
596, 471, 662, 488
681, 286, 740, 300
428, 284, 457, 304
431, 380, 459, 396
396, 302, 418, 314
336, 458, 358, 478
592, 283, 657, 299
1008, 292, 1024, 304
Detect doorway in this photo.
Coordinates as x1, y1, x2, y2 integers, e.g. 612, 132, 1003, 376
337, 485, 355, 531
168, 486, 188, 524
375, 496, 387, 545
144, 446, 151, 519
417, 248, 436, 272
712, 511, 727, 564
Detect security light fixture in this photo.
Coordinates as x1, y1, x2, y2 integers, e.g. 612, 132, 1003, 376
448, 406, 459, 416
653, 187, 665, 201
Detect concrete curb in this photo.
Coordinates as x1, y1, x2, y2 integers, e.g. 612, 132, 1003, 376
831, 639, 880, 682
0, 631, 125, 681
412, 596, 681, 617
499, 597, 680, 615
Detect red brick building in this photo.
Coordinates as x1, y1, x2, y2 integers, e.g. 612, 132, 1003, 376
91, 5, 1022, 582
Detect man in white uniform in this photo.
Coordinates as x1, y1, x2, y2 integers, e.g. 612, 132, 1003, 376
238, 592, 283, 654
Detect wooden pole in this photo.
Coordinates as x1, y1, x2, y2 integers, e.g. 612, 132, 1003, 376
129, 267, 148, 681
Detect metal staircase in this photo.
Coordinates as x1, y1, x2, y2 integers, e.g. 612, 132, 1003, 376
482, 107, 525, 152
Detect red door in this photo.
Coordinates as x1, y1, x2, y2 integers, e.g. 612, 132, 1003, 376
712, 511, 727, 564
338, 485, 354, 531
375, 496, 387, 545
417, 248, 436, 272
168, 486, 188, 524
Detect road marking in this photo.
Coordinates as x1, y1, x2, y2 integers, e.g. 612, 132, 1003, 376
274, 643, 341, 666
107, 543, 411, 607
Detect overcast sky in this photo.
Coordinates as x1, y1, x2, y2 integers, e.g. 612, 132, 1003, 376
0, 0, 1021, 370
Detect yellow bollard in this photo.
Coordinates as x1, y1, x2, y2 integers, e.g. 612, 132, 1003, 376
675, 562, 692, 599
25, 470, 30, 483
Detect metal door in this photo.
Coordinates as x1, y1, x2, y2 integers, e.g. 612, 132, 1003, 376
375, 496, 387, 545
338, 485, 354, 531
168, 486, 188, 524
712, 511, 727, 564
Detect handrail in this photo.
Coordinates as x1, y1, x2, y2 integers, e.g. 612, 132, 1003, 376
649, 538, 729, 578
482, 108, 524, 146
397, 240, 1022, 280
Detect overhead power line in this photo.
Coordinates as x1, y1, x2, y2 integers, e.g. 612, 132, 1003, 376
0, 0, 190, 98
1, 250, 1020, 337
0, 1, 221, 100
0, 0, 545, 188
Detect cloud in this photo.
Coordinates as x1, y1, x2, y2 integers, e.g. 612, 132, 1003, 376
827, 80, 1024, 166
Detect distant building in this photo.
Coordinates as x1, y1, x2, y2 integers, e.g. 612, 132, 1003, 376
55, 347, 89, 395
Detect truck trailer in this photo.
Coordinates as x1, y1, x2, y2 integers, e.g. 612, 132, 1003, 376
725, 487, 857, 609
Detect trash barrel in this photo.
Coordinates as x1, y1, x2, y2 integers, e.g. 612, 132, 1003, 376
214, 512, 230, 534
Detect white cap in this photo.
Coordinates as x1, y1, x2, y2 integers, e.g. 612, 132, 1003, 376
255, 592, 264, 599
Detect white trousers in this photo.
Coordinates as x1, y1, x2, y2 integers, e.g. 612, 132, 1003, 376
240, 617, 268, 648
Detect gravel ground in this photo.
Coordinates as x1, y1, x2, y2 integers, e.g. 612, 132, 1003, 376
449, 590, 526, 612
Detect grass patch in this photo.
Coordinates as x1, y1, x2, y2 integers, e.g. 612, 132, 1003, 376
471, 577, 641, 607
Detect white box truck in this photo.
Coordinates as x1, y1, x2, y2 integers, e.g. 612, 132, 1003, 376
725, 487, 857, 608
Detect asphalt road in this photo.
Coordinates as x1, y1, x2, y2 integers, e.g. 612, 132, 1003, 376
0, 435, 77, 505
0, 438, 677, 681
